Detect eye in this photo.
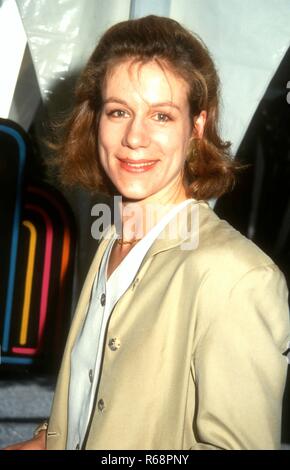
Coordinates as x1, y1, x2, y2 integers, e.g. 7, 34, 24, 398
153, 112, 172, 123
107, 109, 129, 118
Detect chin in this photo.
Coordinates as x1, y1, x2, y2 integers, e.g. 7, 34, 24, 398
117, 187, 155, 202
119, 192, 149, 203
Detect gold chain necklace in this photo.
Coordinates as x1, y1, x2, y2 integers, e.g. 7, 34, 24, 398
116, 237, 142, 246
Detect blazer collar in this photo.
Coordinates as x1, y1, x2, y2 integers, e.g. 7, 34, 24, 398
98, 198, 208, 265
141, 198, 205, 263
96, 199, 209, 260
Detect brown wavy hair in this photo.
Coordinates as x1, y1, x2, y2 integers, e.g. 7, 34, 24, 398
51, 15, 241, 199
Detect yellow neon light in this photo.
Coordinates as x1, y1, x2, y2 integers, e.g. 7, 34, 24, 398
20, 220, 37, 345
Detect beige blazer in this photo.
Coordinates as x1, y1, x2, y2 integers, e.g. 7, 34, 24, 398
47, 200, 289, 450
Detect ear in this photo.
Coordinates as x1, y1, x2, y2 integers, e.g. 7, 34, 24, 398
192, 110, 207, 139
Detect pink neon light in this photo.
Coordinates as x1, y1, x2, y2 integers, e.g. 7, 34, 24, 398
12, 347, 37, 356
26, 204, 53, 349
28, 186, 71, 285
28, 186, 72, 352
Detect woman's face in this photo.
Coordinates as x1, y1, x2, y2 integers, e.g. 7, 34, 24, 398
98, 59, 204, 201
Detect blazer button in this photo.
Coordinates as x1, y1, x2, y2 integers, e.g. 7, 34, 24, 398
98, 399, 105, 412
100, 293, 106, 306
108, 337, 121, 351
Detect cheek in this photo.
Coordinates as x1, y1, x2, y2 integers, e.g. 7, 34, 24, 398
154, 127, 188, 157
97, 131, 110, 174
98, 117, 108, 144
152, 128, 179, 150
98, 119, 126, 155
98, 121, 115, 159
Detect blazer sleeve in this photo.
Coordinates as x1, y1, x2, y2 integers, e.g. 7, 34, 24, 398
191, 263, 290, 450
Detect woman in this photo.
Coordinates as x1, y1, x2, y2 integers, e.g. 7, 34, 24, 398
6, 15, 289, 450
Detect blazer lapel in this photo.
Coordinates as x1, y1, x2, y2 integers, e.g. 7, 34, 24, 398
141, 199, 204, 264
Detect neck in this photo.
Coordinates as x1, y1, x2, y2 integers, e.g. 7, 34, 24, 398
117, 176, 190, 243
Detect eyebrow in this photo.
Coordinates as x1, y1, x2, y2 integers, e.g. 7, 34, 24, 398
103, 97, 181, 111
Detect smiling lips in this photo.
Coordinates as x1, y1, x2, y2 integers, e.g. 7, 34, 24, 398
118, 157, 158, 173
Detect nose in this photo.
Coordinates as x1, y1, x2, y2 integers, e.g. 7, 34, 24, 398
122, 117, 150, 149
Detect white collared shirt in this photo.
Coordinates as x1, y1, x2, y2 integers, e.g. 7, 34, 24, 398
66, 198, 194, 449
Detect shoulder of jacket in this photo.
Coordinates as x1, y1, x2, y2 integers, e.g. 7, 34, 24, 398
176, 202, 277, 290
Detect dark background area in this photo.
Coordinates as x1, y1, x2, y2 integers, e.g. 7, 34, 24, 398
215, 46, 290, 443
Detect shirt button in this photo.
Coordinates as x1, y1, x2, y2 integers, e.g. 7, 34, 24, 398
89, 369, 93, 383
76, 443, 80, 450
132, 277, 139, 289
98, 398, 105, 412
100, 293, 106, 306
108, 337, 121, 351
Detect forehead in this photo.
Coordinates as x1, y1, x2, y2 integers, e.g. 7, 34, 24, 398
103, 58, 190, 106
